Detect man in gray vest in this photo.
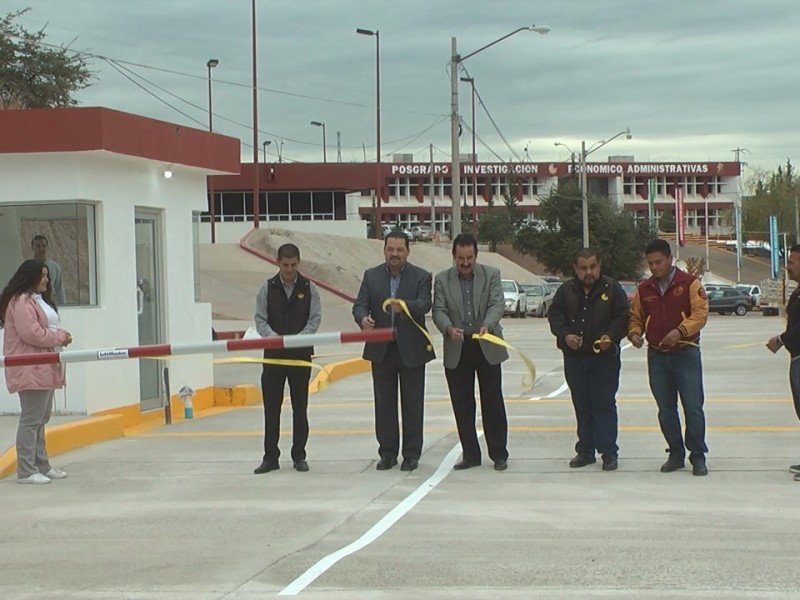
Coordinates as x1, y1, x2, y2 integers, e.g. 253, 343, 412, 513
253, 243, 321, 474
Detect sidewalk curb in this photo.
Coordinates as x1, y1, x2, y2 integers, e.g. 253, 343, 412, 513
0, 357, 369, 480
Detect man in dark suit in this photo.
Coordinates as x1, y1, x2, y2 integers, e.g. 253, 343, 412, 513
353, 231, 435, 471
432, 233, 510, 471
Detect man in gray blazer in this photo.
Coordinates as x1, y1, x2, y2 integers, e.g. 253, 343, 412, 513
433, 233, 510, 471
353, 231, 435, 471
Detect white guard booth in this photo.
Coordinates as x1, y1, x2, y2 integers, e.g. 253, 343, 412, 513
0, 107, 240, 417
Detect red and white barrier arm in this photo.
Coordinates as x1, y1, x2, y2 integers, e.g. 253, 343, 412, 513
0, 328, 394, 369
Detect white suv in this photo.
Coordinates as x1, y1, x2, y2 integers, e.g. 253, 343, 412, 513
501, 279, 527, 318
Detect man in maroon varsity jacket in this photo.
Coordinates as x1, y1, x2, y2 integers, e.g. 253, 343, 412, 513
628, 238, 710, 476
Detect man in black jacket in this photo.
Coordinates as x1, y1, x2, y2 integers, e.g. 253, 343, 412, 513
548, 248, 630, 471
767, 244, 800, 481
253, 243, 321, 474
353, 231, 435, 472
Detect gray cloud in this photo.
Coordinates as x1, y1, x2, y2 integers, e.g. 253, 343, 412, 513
8, 0, 798, 171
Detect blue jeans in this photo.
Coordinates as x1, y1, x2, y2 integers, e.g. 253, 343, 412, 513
563, 352, 620, 457
647, 346, 708, 459
789, 357, 800, 421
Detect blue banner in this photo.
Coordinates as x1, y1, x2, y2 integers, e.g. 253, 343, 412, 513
770, 215, 780, 279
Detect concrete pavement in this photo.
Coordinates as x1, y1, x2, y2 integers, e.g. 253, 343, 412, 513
1, 315, 800, 598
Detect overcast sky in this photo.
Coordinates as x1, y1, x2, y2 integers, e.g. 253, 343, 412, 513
8, 0, 798, 175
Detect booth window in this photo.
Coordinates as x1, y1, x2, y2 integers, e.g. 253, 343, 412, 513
0, 202, 98, 306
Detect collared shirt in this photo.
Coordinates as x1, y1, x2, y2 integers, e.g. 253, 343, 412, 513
387, 265, 404, 326
459, 271, 476, 335
656, 267, 677, 296
254, 277, 321, 337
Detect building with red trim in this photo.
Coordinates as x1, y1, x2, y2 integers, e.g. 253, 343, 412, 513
205, 158, 742, 241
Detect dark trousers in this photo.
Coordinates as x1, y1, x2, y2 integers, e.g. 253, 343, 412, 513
563, 352, 620, 457
444, 338, 508, 462
647, 346, 708, 459
371, 343, 425, 461
261, 355, 312, 462
790, 358, 800, 421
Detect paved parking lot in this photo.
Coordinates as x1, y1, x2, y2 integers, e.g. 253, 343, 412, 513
1, 313, 799, 599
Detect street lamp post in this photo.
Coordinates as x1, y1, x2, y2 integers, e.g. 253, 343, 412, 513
310, 121, 327, 163
557, 128, 631, 247
207, 58, 219, 243
206, 59, 218, 131
450, 25, 549, 239
251, 0, 260, 228
460, 76, 478, 231
262, 140, 271, 163
356, 28, 382, 238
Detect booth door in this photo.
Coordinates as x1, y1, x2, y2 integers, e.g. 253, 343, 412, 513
135, 212, 164, 410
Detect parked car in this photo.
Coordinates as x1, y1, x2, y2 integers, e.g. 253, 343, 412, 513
381, 224, 411, 239
546, 281, 563, 296
520, 283, 553, 317
619, 281, 638, 302
410, 225, 432, 241
736, 284, 761, 308
501, 279, 528, 318
707, 289, 752, 316
703, 283, 735, 293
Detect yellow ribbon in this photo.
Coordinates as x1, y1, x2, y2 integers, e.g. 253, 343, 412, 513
381, 298, 434, 352
471, 332, 536, 389
592, 338, 611, 354
212, 357, 331, 390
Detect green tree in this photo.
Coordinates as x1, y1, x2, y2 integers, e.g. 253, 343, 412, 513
743, 160, 799, 244
513, 179, 651, 279
477, 174, 524, 251
0, 9, 94, 109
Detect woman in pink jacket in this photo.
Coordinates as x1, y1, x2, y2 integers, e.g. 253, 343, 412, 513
1, 259, 73, 484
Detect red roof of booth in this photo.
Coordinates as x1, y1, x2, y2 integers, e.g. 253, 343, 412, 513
0, 106, 240, 173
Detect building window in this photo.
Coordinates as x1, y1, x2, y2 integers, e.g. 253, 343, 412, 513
388, 177, 413, 200
0, 202, 98, 306
192, 212, 201, 301
623, 176, 637, 196
521, 178, 539, 197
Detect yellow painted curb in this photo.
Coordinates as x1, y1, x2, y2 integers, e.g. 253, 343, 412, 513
0, 357, 370, 479
310, 358, 369, 393
0, 414, 125, 480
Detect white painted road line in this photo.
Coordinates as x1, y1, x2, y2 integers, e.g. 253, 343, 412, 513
279, 440, 469, 595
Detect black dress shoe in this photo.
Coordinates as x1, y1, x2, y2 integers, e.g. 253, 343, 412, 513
400, 458, 418, 471
569, 453, 596, 468
660, 456, 685, 472
376, 457, 398, 471
601, 455, 618, 471
453, 458, 481, 470
293, 460, 309, 472
493, 459, 508, 471
690, 456, 708, 477
254, 460, 279, 474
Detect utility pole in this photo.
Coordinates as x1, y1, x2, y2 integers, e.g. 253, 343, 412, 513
429, 144, 436, 234
336, 131, 342, 163
580, 141, 589, 247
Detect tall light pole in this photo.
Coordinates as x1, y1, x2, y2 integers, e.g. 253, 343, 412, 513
460, 76, 478, 230
310, 121, 327, 163
262, 140, 271, 162
251, 0, 260, 227
450, 25, 550, 239
557, 128, 631, 247
206, 59, 218, 131
207, 58, 219, 243
356, 28, 381, 238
